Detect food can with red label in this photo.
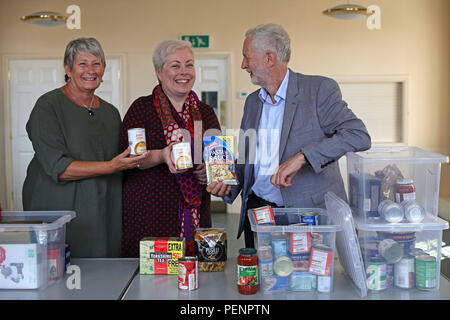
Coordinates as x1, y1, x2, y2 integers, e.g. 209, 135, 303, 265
178, 256, 198, 290
128, 128, 147, 155
395, 179, 416, 203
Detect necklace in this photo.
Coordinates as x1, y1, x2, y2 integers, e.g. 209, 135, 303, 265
82, 95, 96, 116
62, 86, 96, 116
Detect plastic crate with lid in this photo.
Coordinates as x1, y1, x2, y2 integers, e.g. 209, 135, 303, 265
248, 203, 342, 293
346, 146, 448, 223
0, 211, 76, 289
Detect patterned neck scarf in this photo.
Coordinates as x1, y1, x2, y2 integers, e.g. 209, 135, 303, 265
153, 84, 203, 250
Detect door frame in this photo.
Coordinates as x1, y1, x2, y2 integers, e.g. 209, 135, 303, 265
193, 51, 234, 129
2, 53, 126, 210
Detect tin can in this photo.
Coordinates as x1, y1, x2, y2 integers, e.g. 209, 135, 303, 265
289, 231, 311, 254
378, 231, 416, 253
401, 200, 425, 223
258, 232, 272, 246
378, 199, 404, 223
415, 255, 437, 290
378, 238, 403, 264
308, 244, 333, 276
178, 256, 198, 290
394, 255, 415, 289
291, 252, 310, 272
128, 128, 147, 155
299, 212, 319, 225
259, 260, 274, 277
289, 272, 317, 291
273, 256, 294, 277
366, 255, 387, 291
271, 234, 288, 259
395, 179, 416, 203
257, 245, 273, 261
171, 142, 193, 170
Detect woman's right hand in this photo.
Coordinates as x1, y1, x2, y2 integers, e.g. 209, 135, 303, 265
160, 143, 177, 173
111, 147, 149, 171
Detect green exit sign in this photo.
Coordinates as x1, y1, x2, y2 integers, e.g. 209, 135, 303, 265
181, 35, 210, 48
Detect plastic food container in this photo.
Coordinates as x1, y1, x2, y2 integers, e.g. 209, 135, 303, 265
355, 215, 449, 292
248, 207, 342, 293
0, 211, 76, 289
346, 146, 449, 223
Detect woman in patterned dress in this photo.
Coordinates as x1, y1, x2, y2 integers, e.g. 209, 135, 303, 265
120, 40, 221, 257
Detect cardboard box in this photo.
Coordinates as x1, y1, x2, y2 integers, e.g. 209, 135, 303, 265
140, 237, 184, 275
0, 243, 47, 289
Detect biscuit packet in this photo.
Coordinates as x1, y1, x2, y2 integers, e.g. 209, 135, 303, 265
203, 136, 238, 185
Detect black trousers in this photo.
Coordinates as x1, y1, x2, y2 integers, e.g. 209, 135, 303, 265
243, 193, 282, 248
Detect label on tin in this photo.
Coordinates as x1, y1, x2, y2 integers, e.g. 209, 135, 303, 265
394, 258, 415, 289
252, 206, 275, 225
237, 265, 259, 287
290, 232, 311, 254
178, 259, 198, 290
171, 142, 193, 170
415, 256, 436, 289
308, 247, 333, 276
128, 128, 147, 155
367, 262, 387, 291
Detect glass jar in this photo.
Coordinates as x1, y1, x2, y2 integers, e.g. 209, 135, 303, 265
237, 248, 259, 294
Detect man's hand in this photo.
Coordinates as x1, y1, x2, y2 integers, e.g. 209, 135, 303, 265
193, 163, 207, 185
270, 152, 307, 188
206, 181, 231, 197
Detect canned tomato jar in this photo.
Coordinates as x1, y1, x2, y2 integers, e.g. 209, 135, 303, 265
237, 248, 259, 294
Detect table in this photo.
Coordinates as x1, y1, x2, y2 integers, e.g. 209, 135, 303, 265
0, 258, 138, 300
122, 257, 450, 300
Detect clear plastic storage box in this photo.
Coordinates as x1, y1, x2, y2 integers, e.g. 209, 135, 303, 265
248, 207, 342, 293
0, 211, 76, 289
355, 216, 448, 292
346, 146, 449, 223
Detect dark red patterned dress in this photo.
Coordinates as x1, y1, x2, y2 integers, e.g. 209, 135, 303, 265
119, 94, 221, 257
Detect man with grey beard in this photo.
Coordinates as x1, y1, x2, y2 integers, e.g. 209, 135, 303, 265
207, 24, 371, 248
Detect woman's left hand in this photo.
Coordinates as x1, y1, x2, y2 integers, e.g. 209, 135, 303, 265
193, 163, 207, 185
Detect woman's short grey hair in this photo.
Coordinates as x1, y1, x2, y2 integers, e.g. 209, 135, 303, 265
63, 37, 106, 82
152, 40, 194, 72
245, 24, 291, 64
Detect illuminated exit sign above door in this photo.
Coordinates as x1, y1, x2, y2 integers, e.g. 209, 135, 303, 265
181, 35, 210, 48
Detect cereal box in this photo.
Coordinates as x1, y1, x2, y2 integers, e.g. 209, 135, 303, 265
140, 237, 185, 275
203, 136, 238, 185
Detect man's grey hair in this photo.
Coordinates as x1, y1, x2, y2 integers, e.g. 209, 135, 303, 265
63, 37, 106, 82
152, 40, 194, 72
245, 24, 291, 64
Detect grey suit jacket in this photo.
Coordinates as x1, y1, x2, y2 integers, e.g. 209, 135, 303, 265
224, 70, 371, 239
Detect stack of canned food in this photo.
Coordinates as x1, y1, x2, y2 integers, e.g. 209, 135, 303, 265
256, 212, 335, 293
360, 231, 438, 291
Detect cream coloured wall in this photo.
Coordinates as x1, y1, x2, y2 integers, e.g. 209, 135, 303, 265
0, 0, 449, 210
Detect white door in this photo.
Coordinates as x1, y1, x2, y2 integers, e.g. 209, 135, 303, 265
8, 58, 121, 210
193, 58, 227, 127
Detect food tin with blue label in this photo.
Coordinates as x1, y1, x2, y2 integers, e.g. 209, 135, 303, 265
299, 212, 319, 226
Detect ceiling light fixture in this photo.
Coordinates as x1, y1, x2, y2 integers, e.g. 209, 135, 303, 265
21, 11, 67, 27
323, 2, 368, 20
